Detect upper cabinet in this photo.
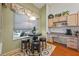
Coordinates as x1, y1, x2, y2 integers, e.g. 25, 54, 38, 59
48, 19, 53, 28
59, 16, 67, 21
48, 16, 67, 28
48, 13, 79, 28
53, 16, 67, 22
53, 17, 59, 22
77, 13, 79, 26
67, 14, 78, 26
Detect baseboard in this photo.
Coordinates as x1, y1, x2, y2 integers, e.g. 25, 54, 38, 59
53, 41, 67, 47
2, 48, 21, 56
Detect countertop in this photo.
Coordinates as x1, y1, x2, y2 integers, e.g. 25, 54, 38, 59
47, 32, 79, 38
13, 36, 32, 40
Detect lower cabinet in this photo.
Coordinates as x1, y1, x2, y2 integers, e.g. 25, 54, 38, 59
67, 37, 78, 50
50, 34, 79, 50
58, 37, 67, 44
77, 39, 79, 51
47, 38, 53, 43
47, 34, 53, 43
53, 37, 67, 44
53, 36, 79, 50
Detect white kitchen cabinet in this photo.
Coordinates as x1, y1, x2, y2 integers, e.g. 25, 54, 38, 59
67, 14, 78, 26
77, 13, 79, 26
53, 16, 67, 22
48, 19, 53, 28
59, 16, 67, 21
47, 33, 53, 43
77, 38, 79, 51
53, 17, 59, 22
58, 37, 67, 44
53, 35, 67, 44
67, 37, 78, 49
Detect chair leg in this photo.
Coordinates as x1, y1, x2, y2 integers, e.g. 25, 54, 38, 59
38, 48, 40, 56
21, 43, 25, 52
21, 42, 23, 52
45, 42, 47, 48
42, 42, 43, 51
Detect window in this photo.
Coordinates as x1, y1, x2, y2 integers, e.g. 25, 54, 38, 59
13, 12, 39, 37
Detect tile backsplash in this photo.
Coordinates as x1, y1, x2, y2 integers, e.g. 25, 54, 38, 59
48, 26, 79, 34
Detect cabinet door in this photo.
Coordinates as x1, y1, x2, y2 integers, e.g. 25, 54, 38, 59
48, 19, 53, 28
47, 38, 53, 43
77, 38, 79, 51
59, 16, 67, 21
67, 14, 78, 26
53, 17, 59, 22
77, 13, 79, 26
67, 38, 77, 49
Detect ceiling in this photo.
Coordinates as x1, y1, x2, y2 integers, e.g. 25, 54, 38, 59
33, 3, 45, 9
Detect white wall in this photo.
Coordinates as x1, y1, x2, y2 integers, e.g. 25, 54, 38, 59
48, 3, 79, 15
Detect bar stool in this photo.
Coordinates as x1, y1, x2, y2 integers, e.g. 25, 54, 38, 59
21, 39, 30, 54
39, 37, 47, 51
30, 40, 40, 56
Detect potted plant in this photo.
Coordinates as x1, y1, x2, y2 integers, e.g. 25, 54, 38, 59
55, 13, 62, 17
62, 11, 69, 16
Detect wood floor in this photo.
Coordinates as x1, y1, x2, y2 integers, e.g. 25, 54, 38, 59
50, 42, 79, 56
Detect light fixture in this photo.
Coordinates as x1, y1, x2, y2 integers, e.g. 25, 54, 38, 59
30, 16, 36, 20
26, 10, 32, 16
27, 13, 31, 16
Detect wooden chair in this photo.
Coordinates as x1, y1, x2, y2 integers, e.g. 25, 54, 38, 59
21, 39, 30, 54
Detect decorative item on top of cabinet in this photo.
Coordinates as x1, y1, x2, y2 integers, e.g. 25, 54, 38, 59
55, 11, 69, 17
48, 14, 54, 19
67, 13, 78, 26
62, 11, 69, 16
48, 14, 54, 28
55, 13, 62, 17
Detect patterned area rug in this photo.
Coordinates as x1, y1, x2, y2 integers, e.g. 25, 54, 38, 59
13, 44, 56, 56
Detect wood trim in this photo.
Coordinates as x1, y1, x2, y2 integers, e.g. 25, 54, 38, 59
67, 47, 78, 51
